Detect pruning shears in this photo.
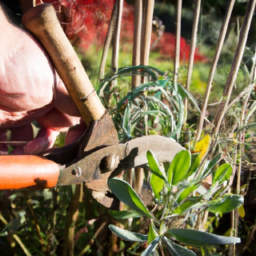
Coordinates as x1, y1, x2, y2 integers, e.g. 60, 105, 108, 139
0, 3, 184, 210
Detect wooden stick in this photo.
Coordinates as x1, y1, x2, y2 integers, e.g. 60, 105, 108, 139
22, 4, 105, 125
132, 0, 143, 88
112, 0, 123, 75
174, 0, 182, 87
134, 0, 155, 195
184, 0, 201, 122
196, 0, 235, 142
127, 0, 143, 187
99, 0, 119, 81
213, 0, 256, 135
140, 0, 155, 73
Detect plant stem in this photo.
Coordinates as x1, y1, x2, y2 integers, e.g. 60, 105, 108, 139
196, 0, 235, 142
184, 0, 201, 122
0, 212, 32, 256
63, 184, 84, 256
213, 0, 256, 135
27, 198, 44, 245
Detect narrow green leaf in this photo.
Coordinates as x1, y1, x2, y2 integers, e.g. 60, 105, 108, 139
173, 197, 201, 214
177, 84, 201, 113
168, 150, 191, 185
201, 153, 221, 179
122, 103, 131, 139
109, 224, 148, 242
148, 222, 159, 244
108, 178, 153, 218
162, 236, 196, 256
212, 163, 232, 186
186, 154, 200, 178
208, 195, 244, 213
141, 237, 159, 256
167, 229, 241, 247
109, 210, 142, 219
177, 184, 200, 203
147, 150, 166, 198
245, 101, 256, 123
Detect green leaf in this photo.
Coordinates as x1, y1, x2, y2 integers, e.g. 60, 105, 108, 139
177, 84, 201, 113
208, 195, 244, 213
148, 222, 159, 244
162, 236, 196, 256
186, 154, 200, 178
1, 214, 21, 233
167, 229, 241, 247
212, 163, 232, 186
109, 224, 148, 242
173, 197, 201, 214
245, 101, 256, 123
147, 150, 166, 198
177, 184, 200, 203
122, 103, 131, 139
141, 237, 159, 256
109, 210, 142, 219
168, 150, 191, 185
108, 178, 153, 218
201, 153, 221, 179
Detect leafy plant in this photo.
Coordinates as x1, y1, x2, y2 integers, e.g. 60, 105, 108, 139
108, 150, 243, 255
99, 65, 201, 142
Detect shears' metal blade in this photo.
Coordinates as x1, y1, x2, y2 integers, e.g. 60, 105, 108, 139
58, 135, 184, 186
58, 135, 184, 209
57, 143, 128, 186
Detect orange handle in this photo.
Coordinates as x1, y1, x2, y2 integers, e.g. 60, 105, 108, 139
0, 155, 60, 189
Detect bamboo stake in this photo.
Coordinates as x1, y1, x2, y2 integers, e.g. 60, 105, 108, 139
99, 0, 119, 81
111, 0, 123, 76
133, 0, 155, 195
131, 0, 143, 88
140, 0, 155, 74
174, 0, 182, 87
196, 0, 235, 142
184, 0, 201, 122
127, 0, 143, 187
213, 0, 256, 135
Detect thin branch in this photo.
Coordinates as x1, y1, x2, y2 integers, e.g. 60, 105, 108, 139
196, 0, 235, 141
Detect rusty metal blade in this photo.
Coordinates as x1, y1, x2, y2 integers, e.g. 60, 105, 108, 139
57, 135, 184, 187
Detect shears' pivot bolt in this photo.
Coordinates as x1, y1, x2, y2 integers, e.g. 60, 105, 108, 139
72, 167, 82, 177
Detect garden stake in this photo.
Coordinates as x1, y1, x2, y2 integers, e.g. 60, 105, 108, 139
126, 0, 143, 187
106, 0, 123, 106
184, 0, 201, 123
213, 0, 256, 135
131, 0, 143, 89
174, 0, 182, 87
196, 0, 236, 142
133, 0, 155, 195
99, 0, 119, 81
